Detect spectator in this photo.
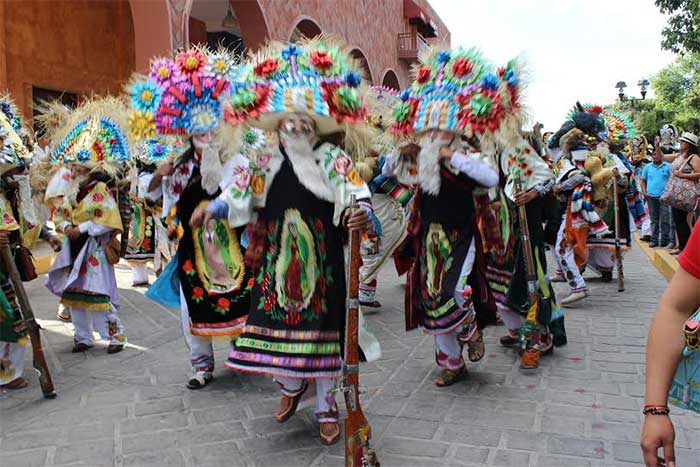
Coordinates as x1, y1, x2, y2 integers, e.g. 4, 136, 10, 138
659, 132, 700, 251
641, 148, 672, 248
641, 220, 700, 466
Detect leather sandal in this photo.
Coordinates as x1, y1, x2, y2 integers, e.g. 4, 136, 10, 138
434, 365, 467, 387
467, 330, 485, 362
499, 331, 519, 347
186, 372, 213, 390
71, 342, 93, 353
1, 377, 28, 389
276, 380, 309, 423
319, 420, 341, 445
107, 344, 124, 354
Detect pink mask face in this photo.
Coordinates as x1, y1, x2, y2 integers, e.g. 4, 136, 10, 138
279, 115, 316, 142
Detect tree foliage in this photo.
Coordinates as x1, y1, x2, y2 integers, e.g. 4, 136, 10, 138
656, 0, 700, 54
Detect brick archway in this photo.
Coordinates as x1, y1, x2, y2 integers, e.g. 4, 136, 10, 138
289, 17, 322, 42
381, 69, 400, 90
350, 48, 373, 85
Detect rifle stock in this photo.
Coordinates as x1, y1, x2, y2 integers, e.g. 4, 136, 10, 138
613, 179, 625, 292
0, 245, 56, 399
343, 195, 379, 467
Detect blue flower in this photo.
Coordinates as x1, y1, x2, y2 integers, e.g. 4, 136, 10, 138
76, 149, 91, 162
130, 80, 161, 114
345, 71, 361, 88
282, 45, 301, 60
481, 74, 499, 91
400, 88, 411, 102
437, 51, 451, 64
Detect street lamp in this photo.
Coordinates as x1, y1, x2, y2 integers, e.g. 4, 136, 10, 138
638, 78, 650, 100
616, 81, 627, 102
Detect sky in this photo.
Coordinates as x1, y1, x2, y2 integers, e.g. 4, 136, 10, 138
429, 0, 677, 131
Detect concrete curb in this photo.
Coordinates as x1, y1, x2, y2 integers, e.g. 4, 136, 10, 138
635, 234, 679, 282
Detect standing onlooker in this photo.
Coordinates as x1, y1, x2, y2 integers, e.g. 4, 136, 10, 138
658, 132, 700, 252
641, 148, 672, 248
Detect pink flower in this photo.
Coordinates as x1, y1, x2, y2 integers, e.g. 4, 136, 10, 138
333, 156, 351, 176
256, 152, 272, 169
234, 166, 251, 190
92, 192, 105, 202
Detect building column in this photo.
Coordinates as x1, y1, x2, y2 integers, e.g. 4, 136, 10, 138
0, 1, 7, 90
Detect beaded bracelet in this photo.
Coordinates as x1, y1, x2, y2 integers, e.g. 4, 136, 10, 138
642, 406, 670, 415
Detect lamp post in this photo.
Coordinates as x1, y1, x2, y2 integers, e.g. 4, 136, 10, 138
615, 78, 649, 108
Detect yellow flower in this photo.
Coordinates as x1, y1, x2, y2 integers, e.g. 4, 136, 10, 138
157, 66, 171, 79
250, 174, 265, 194
347, 168, 364, 186
128, 111, 156, 140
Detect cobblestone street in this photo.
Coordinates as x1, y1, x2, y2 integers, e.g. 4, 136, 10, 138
1, 245, 698, 467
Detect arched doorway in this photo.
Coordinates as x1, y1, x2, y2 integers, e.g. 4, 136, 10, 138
381, 70, 400, 91
350, 48, 373, 84
289, 18, 322, 42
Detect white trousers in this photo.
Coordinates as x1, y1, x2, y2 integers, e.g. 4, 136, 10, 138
0, 340, 26, 385
179, 286, 215, 373
554, 213, 587, 292
274, 377, 337, 419
588, 249, 615, 273
71, 305, 126, 346
131, 264, 149, 285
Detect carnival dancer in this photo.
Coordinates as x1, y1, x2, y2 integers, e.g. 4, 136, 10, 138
45, 97, 129, 354
195, 38, 373, 445
0, 96, 34, 388
390, 47, 528, 385
491, 134, 567, 368
125, 138, 180, 286
129, 47, 252, 389
548, 112, 613, 306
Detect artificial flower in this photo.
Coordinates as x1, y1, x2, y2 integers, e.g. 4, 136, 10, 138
333, 156, 351, 175
150, 58, 179, 88
416, 67, 431, 84
451, 58, 474, 78
281, 44, 301, 60
254, 58, 279, 78
334, 87, 360, 111
206, 52, 235, 79
176, 50, 207, 76
250, 174, 265, 194
129, 111, 157, 141
436, 51, 451, 64
130, 80, 161, 114
345, 71, 361, 88
310, 50, 333, 71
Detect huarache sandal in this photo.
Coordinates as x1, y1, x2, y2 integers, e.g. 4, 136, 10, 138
1, 377, 28, 389
434, 365, 467, 387
186, 372, 213, 390
520, 348, 541, 370
276, 380, 309, 423
359, 300, 382, 308
107, 344, 124, 354
467, 330, 485, 362
71, 342, 93, 353
499, 330, 519, 347
56, 308, 71, 322
319, 420, 341, 445
131, 281, 150, 288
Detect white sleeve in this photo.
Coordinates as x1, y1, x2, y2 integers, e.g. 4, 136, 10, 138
381, 150, 399, 177
449, 152, 499, 188
77, 221, 113, 237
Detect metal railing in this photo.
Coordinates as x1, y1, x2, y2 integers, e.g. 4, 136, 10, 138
397, 32, 428, 60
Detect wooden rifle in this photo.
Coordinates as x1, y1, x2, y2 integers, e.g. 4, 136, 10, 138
612, 175, 625, 292
342, 195, 379, 467
0, 244, 56, 398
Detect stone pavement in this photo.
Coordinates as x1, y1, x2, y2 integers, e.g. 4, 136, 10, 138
1, 245, 698, 467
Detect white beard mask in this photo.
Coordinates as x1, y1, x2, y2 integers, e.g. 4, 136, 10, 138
280, 133, 335, 202
197, 141, 224, 196
417, 135, 453, 196
66, 173, 88, 206
11, 174, 38, 226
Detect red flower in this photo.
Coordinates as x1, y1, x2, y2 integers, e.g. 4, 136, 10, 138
88, 255, 99, 267
451, 58, 473, 78
416, 67, 431, 84
92, 192, 105, 202
80, 263, 88, 275
142, 238, 151, 250
192, 287, 204, 299
254, 58, 278, 77
497, 67, 506, 77
217, 297, 230, 310
3, 213, 13, 224
247, 277, 255, 289
93, 208, 103, 218
310, 50, 333, 71
183, 260, 194, 273
284, 310, 301, 326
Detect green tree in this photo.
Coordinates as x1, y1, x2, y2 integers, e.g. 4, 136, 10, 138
651, 52, 700, 132
656, 0, 700, 54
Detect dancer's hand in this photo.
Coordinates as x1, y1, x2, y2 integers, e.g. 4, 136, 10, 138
48, 236, 63, 252
641, 414, 675, 467
189, 205, 210, 230
439, 146, 455, 160
514, 190, 537, 206
65, 225, 81, 241
345, 207, 368, 231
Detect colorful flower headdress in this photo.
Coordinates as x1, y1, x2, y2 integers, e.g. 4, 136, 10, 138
225, 36, 367, 135
128, 46, 242, 139
133, 136, 183, 165
0, 93, 30, 172
567, 104, 635, 141
50, 96, 130, 169
391, 47, 524, 146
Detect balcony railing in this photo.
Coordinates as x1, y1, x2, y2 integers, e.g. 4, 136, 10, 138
397, 32, 428, 61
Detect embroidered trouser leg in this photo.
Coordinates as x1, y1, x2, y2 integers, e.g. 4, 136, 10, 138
274, 377, 340, 421
554, 213, 586, 293
72, 306, 126, 346
131, 264, 149, 284
179, 286, 214, 374
359, 279, 378, 303
0, 340, 27, 385
71, 308, 96, 346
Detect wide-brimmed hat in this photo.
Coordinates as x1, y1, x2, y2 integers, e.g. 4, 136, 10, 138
679, 132, 699, 147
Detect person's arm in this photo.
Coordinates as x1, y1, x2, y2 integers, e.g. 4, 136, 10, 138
675, 155, 700, 181
446, 150, 499, 188
558, 172, 587, 194
77, 221, 113, 237
641, 265, 700, 467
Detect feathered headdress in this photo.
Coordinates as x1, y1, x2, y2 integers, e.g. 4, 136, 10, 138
549, 102, 608, 149
127, 46, 242, 139
391, 46, 524, 148
0, 93, 30, 173
568, 103, 635, 141
225, 36, 367, 135
49, 96, 130, 172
